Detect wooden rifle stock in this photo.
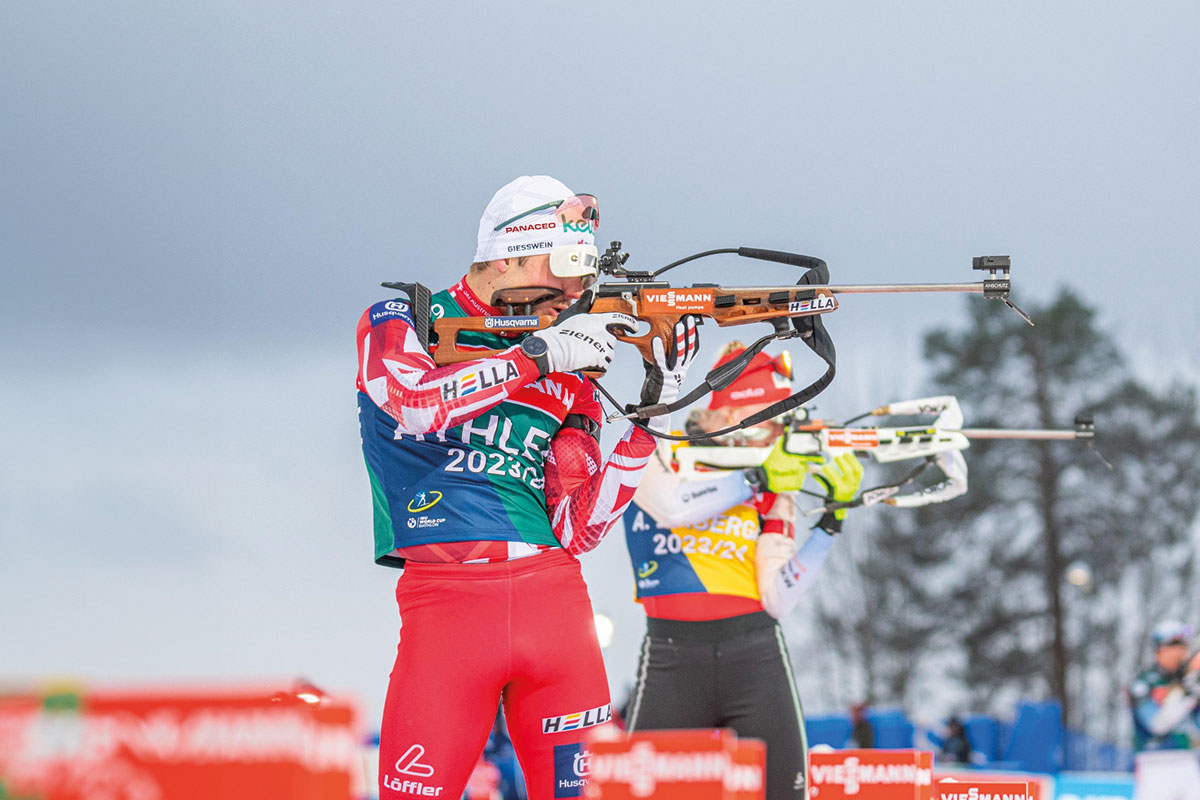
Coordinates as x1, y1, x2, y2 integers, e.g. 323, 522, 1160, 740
430, 286, 838, 366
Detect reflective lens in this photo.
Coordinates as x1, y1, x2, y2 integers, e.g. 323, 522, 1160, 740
712, 431, 769, 446
495, 194, 599, 234
711, 422, 782, 445
557, 194, 599, 231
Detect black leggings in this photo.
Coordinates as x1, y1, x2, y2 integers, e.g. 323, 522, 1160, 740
625, 612, 808, 800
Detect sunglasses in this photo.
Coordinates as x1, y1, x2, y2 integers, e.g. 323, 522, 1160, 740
493, 194, 599, 232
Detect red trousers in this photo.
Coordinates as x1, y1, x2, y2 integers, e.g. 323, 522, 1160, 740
379, 549, 611, 800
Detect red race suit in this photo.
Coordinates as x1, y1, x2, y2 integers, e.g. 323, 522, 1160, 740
357, 277, 655, 800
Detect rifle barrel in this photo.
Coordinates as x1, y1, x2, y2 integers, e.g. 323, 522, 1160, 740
957, 428, 1085, 440
824, 282, 987, 294
706, 282, 990, 294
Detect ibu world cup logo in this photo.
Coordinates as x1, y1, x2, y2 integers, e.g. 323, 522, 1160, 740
407, 491, 443, 513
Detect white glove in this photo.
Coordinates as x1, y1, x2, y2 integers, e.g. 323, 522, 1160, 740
531, 311, 637, 373
641, 317, 700, 431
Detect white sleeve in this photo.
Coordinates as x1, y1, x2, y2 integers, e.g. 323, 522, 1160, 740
1146, 687, 1200, 735
633, 442, 756, 528
757, 529, 835, 619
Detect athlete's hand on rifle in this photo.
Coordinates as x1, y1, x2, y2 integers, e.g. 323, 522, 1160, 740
816, 452, 865, 522
746, 437, 824, 493
640, 316, 700, 432
641, 316, 700, 406
529, 291, 638, 373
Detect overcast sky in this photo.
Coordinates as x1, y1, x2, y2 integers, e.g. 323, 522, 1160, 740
2, 1, 1198, 728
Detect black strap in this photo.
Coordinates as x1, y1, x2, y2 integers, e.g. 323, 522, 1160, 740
816, 457, 939, 513
605, 263, 837, 442
562, 413, 601, 442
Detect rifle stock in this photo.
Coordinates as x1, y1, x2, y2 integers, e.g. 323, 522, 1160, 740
672, 394, 1093, 511
430, 286, 838, 366
430, 314, 553, 365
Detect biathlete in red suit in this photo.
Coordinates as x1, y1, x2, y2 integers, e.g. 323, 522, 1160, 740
357, 176, 699, 800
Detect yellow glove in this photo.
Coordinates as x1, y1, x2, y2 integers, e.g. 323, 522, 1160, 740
815, 452, 865, 521
747, 436, 823, 493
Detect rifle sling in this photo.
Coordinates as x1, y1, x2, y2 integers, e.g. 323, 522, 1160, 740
610, 263, 837, 442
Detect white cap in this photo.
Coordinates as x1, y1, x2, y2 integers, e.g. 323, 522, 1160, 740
1152, 620, 1194, 647
473, 175, 588, 263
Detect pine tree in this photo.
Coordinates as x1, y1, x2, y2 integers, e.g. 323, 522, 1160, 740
803, 289, 1200, 740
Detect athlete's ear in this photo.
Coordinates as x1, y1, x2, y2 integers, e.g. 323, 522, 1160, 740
492, 258, 515, 274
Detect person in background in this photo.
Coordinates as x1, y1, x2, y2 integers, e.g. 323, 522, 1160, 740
1128, 619, 1200, 800
620, 342, 863, 800
939, 716, 971, 765
848, 702, 874, 749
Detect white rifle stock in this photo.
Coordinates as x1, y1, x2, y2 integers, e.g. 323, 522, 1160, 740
674, 396, 1094, 511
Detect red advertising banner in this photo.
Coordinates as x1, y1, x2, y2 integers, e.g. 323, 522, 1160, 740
726, 738, 766, 800
934, 771, 1050, 799
0, 685, 362, 800
584, 728, 765, 800
934, 780, 1036, 799
808, 750, 933, 800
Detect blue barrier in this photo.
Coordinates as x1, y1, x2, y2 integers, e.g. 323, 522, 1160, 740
963, 715, 999, 761
804, 709, 912, 748
1054, 772, 1134, 800
871, 710, 915, 748
805, 714, 853, 747
1002, 701, 1063, 772
804, 700, 1132, 774
1063, 729, 1134, 771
